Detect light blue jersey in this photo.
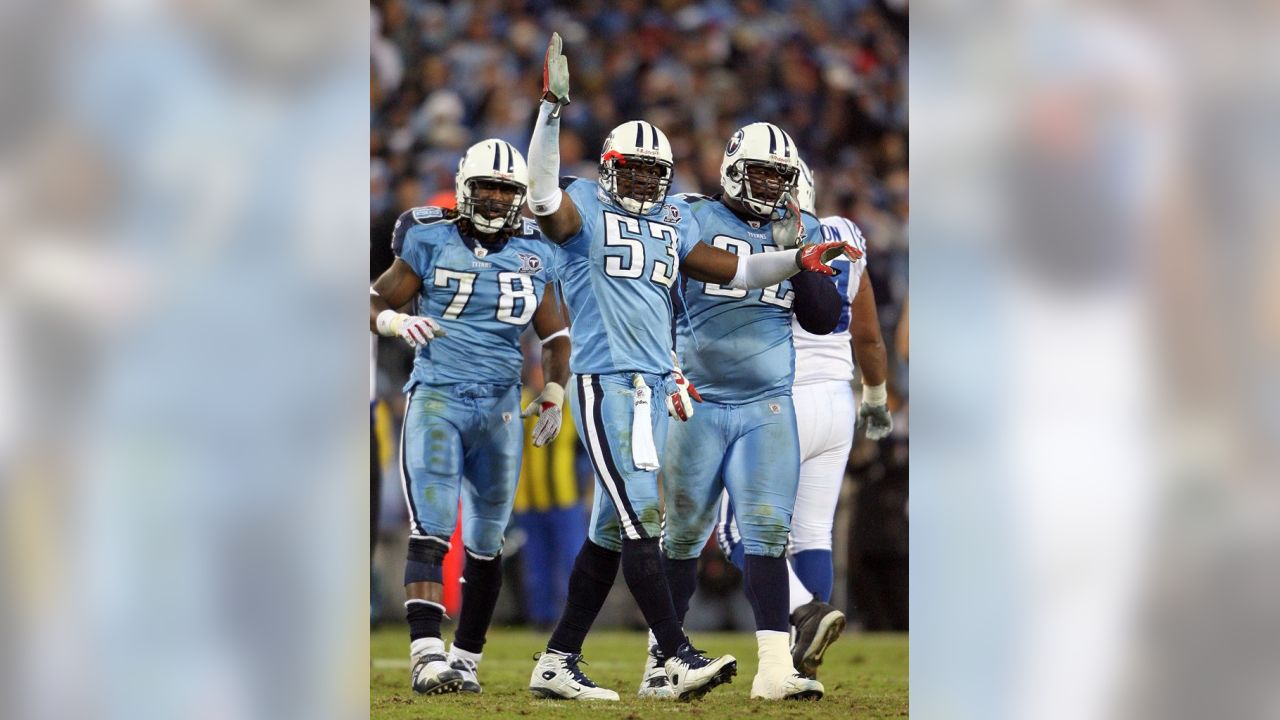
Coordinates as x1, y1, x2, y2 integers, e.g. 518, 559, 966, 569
673, 195, 823, 404
547, 178, 701, 376
392, 207, 556, 390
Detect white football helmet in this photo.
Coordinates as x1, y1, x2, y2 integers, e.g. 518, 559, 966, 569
796, 158, 816, 216
598, 120, 674, 216
720, 122, 802, 218
455, 138, 529, 234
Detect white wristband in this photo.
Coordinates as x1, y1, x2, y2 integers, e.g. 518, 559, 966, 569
375, 309, 402, 337
861, 382, 887, 406
541, 381, 565, 407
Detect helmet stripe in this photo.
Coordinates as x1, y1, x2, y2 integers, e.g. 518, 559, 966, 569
634, 122, 644, 148
781, 129, 792, 158
504, 141, 515, 173
767, 125, 778, 155
491, 141, 501, 171
650, 122, 658, 149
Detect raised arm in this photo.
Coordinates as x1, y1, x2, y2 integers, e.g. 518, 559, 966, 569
681, 193, 861, 287
526, 33, 582, 243
521, 283, 572, 447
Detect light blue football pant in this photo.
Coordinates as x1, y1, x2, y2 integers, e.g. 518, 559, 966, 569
399, 382, 523, 557
570, 371, 674, 552
661, 394, 801, 560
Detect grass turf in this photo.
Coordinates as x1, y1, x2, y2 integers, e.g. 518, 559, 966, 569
372, 625, 908, 719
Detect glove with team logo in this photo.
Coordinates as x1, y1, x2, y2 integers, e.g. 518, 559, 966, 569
857, 382, 894, 440
666, 362, 703, 422
772, 191, 804, 249
542, 32, 571, 112
521, 381, 565, 447
796, 239, 863, 276
376, 310, 445, 349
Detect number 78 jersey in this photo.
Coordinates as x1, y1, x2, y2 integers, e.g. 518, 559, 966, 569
546, 178, 701, 376
392, 207, 556, 389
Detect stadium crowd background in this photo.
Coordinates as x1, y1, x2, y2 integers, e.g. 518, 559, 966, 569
370, 0, 908, 633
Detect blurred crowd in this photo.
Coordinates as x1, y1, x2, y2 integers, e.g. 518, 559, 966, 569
371, 0, 909, 631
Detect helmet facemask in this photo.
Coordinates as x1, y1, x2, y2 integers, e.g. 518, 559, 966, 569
600, 152, 673, 216
726, 159, 798, 219
459, 178, 526, 234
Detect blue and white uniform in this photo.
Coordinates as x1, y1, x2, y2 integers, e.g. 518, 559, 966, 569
662, 195, 823, 560
393, 207, 555, 556
545, 177, 700, 550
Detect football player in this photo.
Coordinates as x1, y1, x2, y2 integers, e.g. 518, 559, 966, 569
523, 34, 859, 702
370, 138, 572, 696
715, 160, 892, 680
658, 126, 851, 701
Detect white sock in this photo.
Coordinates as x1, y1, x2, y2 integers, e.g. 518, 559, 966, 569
756, 630, 792, 674
647, 630, 658, 651
787, 557, 813, 615
411, 637, 445, 658
449, 643, 482, 666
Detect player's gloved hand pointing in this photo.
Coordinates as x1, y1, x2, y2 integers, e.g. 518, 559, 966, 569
376, 310, 445, 349
542, 32, 571, 110
666, 364, 703, 422
857, 382, 893, 440
521, 381, 565, 447
796, 239, 863, 276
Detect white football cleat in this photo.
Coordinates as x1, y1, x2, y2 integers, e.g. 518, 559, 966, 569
447, 654, 482, 694
637, 645, 675, 699
411, 652, 464, 695
528, 651, 620, 700
663, 643, 737, 701
750, 667, 825, 700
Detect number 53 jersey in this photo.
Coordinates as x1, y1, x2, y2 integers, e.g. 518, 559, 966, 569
392, 206, 557, 390
547, 178, 701, 376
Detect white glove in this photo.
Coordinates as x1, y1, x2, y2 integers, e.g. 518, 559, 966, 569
771, 191, 804, 249
857, 382, 893, 440
376, 310, 444, 349
666, 365, 703, 422
521, 381, 565, 447
542, 32, 571, 111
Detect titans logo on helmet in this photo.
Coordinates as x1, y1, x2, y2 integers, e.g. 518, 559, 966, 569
726, 129, 744, 156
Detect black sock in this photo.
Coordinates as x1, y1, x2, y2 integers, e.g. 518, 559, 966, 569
406, 599, 443, 642
547, 540, 620, 655
622, 537, 687, 658
453, 551, 503, 654
743, 554, 790, 632
663, 556, 700, 626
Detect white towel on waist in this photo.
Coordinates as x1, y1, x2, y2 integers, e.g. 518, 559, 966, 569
630, 374, 660, 471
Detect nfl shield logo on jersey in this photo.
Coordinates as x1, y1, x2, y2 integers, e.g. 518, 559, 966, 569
516, 252, 543, 274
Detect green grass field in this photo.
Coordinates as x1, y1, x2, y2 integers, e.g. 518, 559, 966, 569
372, 625, 908, 719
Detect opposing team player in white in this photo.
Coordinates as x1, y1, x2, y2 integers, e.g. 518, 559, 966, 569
370, 139, 571, 696
716, 160, 893, 679
522, 34, 859, 702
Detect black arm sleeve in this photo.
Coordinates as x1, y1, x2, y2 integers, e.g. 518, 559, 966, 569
790, 271, 842, 335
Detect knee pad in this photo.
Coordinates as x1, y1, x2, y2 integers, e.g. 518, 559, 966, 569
404, 534, 450, 585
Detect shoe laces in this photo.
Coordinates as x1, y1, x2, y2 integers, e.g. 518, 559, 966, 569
450, 656, 477, 674
674, 643, 713, 669
536, 651, 598, 687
